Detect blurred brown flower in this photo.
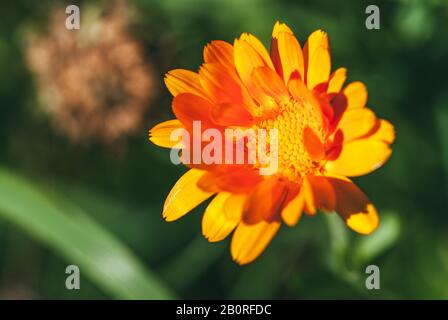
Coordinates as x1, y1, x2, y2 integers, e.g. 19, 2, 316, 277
26, 3, 155, 144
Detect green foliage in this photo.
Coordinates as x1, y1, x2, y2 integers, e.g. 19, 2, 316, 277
0, 168, 174, 299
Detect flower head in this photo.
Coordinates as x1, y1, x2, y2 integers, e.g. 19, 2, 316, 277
150, 22, 395, 264
27, 4, 155, 144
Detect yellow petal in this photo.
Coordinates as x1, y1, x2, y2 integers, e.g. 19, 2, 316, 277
337, 108, 377, 142
149, 119, 184, 148
301, 176, 315, 214
343, 81, 368, 109
202, 192, 239, 242
277, 31, 304, 83
304, 30, 331, 90
307, 46, 331, 90
281, 188, 304, 226
164, 69, 206, 98
163, 169, 214, 221
231, 220, 281, 265
325, 139, 392, 177
328, 177, 379, 234
234, 38, 265, 86
223, 193, 246, 221
369, 119, 395, 144
327, 67, 347, 94
272, 21, 293, 38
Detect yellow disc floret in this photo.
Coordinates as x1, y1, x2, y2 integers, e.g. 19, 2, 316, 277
255, 99, 325, 181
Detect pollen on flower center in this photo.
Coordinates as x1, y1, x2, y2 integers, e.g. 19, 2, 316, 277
255, 99, 325, 181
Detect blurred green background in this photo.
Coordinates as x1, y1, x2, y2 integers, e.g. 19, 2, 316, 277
0, 0, 447, 299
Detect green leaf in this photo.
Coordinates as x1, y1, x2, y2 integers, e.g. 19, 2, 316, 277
0, 167, 175, 299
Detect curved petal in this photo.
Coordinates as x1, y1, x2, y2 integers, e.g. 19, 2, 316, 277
275, 31, 304, 83
202, 192, 239, 242
303, 126, 325, 161
247, 66, 289, 111
231, 220, 281, 265
172, 93, 214, 128
304, 30, 331, 90
327, 67, 347, 94
164, 69, 206, 99
281, 186, 304, 226
337, 108, 377, 142
198, 168, 263, 194
204, 40, 235, 71
223, 193, 246, 221
211, 103, 254, 127
163, 169, 215, 222
240, 33, 274, 70
288, 76, 323, 118
149, 119, 184, 148
243, 177, 288, 225
307, 175, 337, 213
272, 21, 293, 38
325, 139, 392, 177
234, 38, 266, 86
199, 63, 245, 104
336, 81, 368, 110
328, 177, 379, 234
365, 119, 395, 144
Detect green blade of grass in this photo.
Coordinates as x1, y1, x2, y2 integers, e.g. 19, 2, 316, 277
0, 167, 175, 299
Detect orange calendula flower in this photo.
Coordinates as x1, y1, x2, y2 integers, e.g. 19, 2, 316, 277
149, 22, 395, 264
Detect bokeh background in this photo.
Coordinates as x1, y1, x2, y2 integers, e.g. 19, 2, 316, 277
0, 0, 447, 299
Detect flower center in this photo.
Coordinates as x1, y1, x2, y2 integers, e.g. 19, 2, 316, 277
256, 99, 325, 181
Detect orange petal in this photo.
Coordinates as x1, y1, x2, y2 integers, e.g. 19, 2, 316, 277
307, 175, 336, 212
198, 168, 263, 194
328, 177, 379, 234
304, 30, 331, 90
240, 33, 274, 70
204, 40, 235, 71
231, 220, 281, 265
247, 66, 289, 110
199, 63, 244, 104
342, 81, 368, 109
276, 31, 305, 83
325, 139, 392, 177
243, 177, 288, 225
288, 76, 323, 118
303, 126, 325, 161
163, 169, 215, 222
172, 93, 213, 128
327, 67, 347, 94
164, 69, 206, 99
149, 119, 184, 148
211, 103, 254, 126
202, 192, 239, 242
337, 108, 377, 142
234, 38, 266, 86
